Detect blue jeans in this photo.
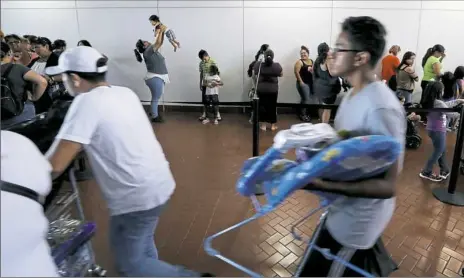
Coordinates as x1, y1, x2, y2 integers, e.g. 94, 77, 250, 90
423, 130, 450, 173
109, 204, 199, 277
296, 82, 311, 116
396, 89, 412, 104
1, 101, 36, 127
145, 77, 164, 118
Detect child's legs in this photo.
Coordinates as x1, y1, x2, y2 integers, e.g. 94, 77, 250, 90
201, 86, 207, 114
145, 77, 164, 118
424, 130, 447, 173
210, 94, 219, 117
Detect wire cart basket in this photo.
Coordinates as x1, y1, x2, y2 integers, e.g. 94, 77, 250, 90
46, 166, 106, 277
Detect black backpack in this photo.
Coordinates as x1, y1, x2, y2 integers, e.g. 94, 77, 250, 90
1, 64, 25, 120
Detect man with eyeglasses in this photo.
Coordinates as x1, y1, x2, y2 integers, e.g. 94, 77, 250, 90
300, 16, 404, 277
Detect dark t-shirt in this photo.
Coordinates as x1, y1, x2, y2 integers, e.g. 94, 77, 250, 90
254, 61, 282, 93
143, 46, 168, 75
1, 63, 31, 102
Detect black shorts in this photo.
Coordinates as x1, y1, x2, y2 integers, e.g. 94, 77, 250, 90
204, 94, 219, 105
201, 86, 207, 104
320, 95, 337, 105
298, 224, 397, 277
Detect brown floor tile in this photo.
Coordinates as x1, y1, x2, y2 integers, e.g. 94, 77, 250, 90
76, 112, 464, 277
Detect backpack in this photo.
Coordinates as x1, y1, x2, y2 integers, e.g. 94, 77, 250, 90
1, 64, 25, 120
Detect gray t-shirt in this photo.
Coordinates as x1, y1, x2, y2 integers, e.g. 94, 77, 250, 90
1, 63, 31, 101
327, 81, 406, 249
143, 46, 168, 75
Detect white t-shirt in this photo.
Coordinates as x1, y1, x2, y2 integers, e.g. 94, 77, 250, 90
205, 74, 221, 95
1, 131, 58, 277
51, 86, 175, 216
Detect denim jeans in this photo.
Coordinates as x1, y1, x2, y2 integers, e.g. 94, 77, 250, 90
296, 82, 311, 116
1, 101, 36, 127
396, 89, 412, 104
145, 77, 164, 118
423, 130, 450, 173
109, 204, 200, 277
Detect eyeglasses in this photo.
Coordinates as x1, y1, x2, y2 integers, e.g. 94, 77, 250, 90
331, 47, 363, 54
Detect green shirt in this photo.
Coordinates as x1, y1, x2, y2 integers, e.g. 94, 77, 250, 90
422, 56, 441, 81
199, 58, 217, 81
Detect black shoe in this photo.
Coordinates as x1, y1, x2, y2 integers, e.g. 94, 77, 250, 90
419, 171, 443, 182
201, 273, 215, 277
440, 170, 450, 180
151, 116, 164, 123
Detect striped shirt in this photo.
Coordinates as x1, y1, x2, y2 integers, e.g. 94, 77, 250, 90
199, 58, 217, 81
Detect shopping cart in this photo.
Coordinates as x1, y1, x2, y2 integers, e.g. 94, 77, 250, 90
46, 166, 106, 277
204, 123, 402, 277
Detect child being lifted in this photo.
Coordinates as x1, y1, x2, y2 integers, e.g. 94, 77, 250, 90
149, 14, 181, 52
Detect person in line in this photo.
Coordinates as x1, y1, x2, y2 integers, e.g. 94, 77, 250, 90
1, 131, 59, 277
77, 40, 92, 47
294, 45, 314, 122
419, 81, 464, 182
253, 48, 282, 131
313, 42, 341, 124
454, 66, 464, 98
421, 44, 445, 91
381, 45, 401, 84
28, 36, 62, 113
247, 44, 269, 124
23, 35, 39, 60
5, 34, 32, 66
441, 72, 460, 131
202, 64, 223, 125
300, 16, 404, 277
0, 29, 4, 42
149, 14, 181, 52
396, 51, 418, 104
198, 49, 221, 122
1, 42, 47, 126
134, 28, 169, 123
44, 46, 208, 277
52, 39, 67, 56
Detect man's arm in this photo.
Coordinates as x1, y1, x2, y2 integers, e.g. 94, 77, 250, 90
47, 139, 82, 179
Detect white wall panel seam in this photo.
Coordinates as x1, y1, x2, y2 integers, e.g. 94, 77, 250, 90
74, 0, 81, 38
415, 0, 423, 54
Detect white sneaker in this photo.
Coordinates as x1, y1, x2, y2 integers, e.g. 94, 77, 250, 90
214, 119, 219, 125
202, 118, 210, 125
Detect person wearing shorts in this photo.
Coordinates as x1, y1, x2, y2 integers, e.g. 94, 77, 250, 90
299, 16, 404, 277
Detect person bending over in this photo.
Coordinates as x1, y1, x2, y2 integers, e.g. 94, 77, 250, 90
300, 16, 405, 277
1, 131, 58, 277
44, 46, 207, 277
149, 14, 181, 52
253, 49, 282, 131
1, 42, 47, 126
199, 49, 221, 121
202, 64, 223, 125
134, 29, 169, 123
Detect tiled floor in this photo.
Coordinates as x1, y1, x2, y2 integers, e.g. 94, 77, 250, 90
77, 112, 464, 277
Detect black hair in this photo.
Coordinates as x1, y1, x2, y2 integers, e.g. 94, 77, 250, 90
264, 49, 274, 66
397, 51, 416, 71
5, 34, 21, 42
77, 40, 92, 47
254, 44, 269, 61
36, 36, 53, 50
134, 39, 145, 63
1, 41, 11, 59
441, 71, 456, 100
149, 15, 160, 22
421, 81, 444, 110
341, 16, 387, 67
314, 42, 330, 78
198, 49, 208, 60
24, 35, 38, 44
454, 66, 464, 80
52, 39, 66, 49
300, 45, 309, 54
209, 64, 219, 76
68, 57, 108, 83
421, 44, 445, 68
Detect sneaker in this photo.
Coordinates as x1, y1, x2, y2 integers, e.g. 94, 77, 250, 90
440, 170, 450, 179
199, 114, 206, 121
419, 171, 443, 182
202, 118, 210, 125
216, 113, 222, 121
151, 116, 164, 123
213, 119, 219, 125
260, 124, 267, 131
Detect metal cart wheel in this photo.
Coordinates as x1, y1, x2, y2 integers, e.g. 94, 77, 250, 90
406, 135, 421, 149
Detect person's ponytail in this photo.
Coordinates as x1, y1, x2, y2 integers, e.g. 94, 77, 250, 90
421, 47, 433, 68
265, 54, 273, 66
134, 39, 145, 63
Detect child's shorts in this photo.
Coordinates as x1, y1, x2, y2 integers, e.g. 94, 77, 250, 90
204, 94, 219, 106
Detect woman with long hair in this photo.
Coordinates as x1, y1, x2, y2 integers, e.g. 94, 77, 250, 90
247, 44, 269, 124
419, 81, 464, 182
294, 45, 314, 122
134, 29, 168, 122
253, 49, 282, 131
396, 51, 418, 104
313, 42, 341, 123
454, 66, 464, 98
421, 44, 445, 91
77, 40, 92, 47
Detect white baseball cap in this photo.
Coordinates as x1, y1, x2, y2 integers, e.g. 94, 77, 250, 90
45, 46, 107, 76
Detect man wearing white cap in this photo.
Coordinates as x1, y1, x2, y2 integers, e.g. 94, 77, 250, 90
45, 46, 203, 277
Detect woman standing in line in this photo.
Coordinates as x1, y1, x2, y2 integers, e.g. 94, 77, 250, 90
253, 49, 282, 131
294, 45, 314, 122
313, 42, 341, 124
396, 51, 418, 104
134, 28, 168, 123
421, 44, 445, 91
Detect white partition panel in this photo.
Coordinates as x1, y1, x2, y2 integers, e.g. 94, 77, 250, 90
158, 7, 244, 102
244, 6, 332, 103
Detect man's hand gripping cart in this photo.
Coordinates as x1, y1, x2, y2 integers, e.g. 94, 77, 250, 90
204, 123, 402, 277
